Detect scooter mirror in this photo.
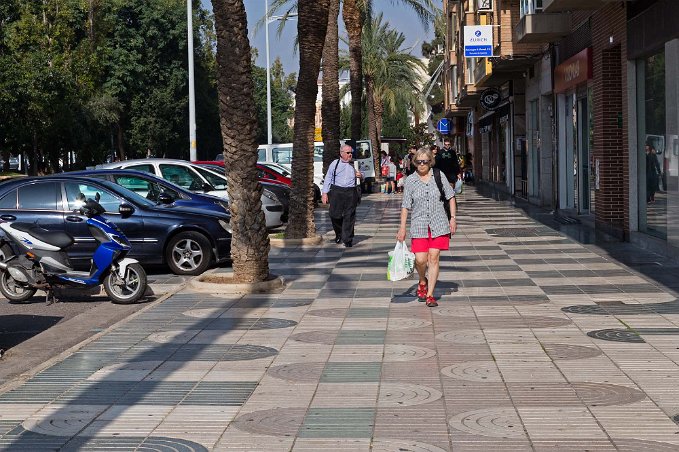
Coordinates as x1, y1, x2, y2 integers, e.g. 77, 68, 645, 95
158, 192, 174, 204
119, 203, 135, 218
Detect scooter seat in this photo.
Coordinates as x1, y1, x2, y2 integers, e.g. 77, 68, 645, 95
12, 223, 74, 249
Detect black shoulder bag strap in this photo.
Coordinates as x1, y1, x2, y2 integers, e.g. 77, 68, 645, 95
433, 168, 451, 220
331, 159, 340, 185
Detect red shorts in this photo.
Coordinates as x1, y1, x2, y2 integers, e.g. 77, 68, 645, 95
411, 229, 450, 253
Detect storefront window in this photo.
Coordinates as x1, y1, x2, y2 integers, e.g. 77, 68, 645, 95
637, 50, 667, 239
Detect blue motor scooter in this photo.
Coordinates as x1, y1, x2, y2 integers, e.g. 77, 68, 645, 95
0, 193, 147, 304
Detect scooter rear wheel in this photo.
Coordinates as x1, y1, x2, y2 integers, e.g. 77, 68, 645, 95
0, 271, 37, 303
103, 263, 147, 304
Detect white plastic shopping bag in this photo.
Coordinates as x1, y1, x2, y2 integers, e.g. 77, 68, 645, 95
454, 178, 464, 194
387, 241, 416, 281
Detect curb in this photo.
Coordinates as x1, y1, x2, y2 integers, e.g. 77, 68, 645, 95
190, 273, 285, 294
269, 234, 323, 248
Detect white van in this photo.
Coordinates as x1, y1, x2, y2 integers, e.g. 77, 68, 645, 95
257, 140, 375, 190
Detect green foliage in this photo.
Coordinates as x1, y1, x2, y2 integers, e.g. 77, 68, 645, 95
0, 0, 223, 170
0, 1, 295, 167
381, 99, 410, 138
405, 123, 434, 149
251, 57, 295, 144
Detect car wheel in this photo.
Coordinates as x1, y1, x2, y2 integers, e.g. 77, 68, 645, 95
165, 231, 212, 275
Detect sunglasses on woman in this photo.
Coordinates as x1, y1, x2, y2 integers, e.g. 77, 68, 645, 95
415, 160, 430, 165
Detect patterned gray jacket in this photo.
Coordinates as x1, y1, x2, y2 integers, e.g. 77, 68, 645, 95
401, 170, 455, 239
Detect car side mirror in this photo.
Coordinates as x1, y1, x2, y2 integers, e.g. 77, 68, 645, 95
119, 204, 135, 218
158, 192, 173, 204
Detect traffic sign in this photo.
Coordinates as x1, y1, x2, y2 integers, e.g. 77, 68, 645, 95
437, 118, 451, 134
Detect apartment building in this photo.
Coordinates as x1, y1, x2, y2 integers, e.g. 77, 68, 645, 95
442, 1, 679, 251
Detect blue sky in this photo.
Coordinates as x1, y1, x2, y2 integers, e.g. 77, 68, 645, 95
200, 0, 435, 74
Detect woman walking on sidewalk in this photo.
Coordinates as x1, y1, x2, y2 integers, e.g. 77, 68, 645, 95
397, 148, 457, 307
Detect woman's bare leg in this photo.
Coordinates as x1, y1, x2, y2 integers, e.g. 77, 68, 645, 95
426, 249, 441, 297
415, 252, 428, 284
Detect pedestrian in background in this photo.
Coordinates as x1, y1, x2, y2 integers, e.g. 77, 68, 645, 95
386, 158, 397, 194
645, 143, 660, 204
436, 138, 461, 185
430, 144, 439, 159
395, 169, 405, 193
380, 151, 395, 194
322, 144, 363, 247
397, 147, 457, 307
403, 145, 418, 176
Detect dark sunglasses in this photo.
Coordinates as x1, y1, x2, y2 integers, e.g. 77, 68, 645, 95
415, 160, 431, 165
342, 150, 353, 154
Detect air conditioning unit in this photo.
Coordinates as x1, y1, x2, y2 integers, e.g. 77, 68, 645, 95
477, 0, 493, 11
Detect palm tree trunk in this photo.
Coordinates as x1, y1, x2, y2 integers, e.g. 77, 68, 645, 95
286, 0, 330, 239
375, 96, 384, 157
343, 0, 363, 143
212, 0, 269, 282
365, 76, 379, 172
321, 0, 341, 177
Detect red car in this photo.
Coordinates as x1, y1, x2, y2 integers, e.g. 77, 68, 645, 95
192, 161, 289, 187
193, 161, 319, 202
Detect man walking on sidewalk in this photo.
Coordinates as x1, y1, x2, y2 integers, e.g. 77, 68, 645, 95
435, 138, 461, 184
322, 144, 363, 248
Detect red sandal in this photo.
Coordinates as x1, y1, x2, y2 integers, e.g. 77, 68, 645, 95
425, 296, 438, 307
416, 278, 428, 302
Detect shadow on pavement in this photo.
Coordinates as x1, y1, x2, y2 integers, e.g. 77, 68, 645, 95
0, 314, 62, 351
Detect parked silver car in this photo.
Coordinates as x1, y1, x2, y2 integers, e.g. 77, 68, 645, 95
96, 159, 284, 229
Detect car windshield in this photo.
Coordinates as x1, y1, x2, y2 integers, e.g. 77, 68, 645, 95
194, 166, 227, 190
96, 179, 155, 207
265, 163, 291, 177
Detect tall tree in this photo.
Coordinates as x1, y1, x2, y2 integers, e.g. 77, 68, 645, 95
342, 0, 364, 144
344, 0, 436, 145
212, 0, 270, 282
321, 0, 341, 176
363, 14, 425, 157
286, 0, 330, 239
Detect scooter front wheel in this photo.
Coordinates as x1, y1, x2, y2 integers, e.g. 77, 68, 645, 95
104, 263, 147, 304
0, 271, 37, 303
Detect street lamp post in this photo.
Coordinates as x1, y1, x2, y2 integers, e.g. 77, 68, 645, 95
187, 0, 197, 161
264, 3, 297, 146
264, 0, 273, 145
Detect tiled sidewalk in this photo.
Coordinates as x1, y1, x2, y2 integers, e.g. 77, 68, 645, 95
2, 189, 679, 451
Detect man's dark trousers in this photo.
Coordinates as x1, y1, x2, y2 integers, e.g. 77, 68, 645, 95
328, 185, 358, 244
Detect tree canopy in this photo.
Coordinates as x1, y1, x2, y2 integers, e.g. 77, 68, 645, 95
0, 0, 294, 173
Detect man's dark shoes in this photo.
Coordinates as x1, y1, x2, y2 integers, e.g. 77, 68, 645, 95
343, 242, 353, 248
334, 235, 342, 244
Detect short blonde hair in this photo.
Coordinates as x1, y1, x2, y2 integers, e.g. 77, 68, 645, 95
414, 148, 434, 164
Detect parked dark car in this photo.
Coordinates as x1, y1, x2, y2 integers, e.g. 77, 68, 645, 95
66, 169, 230, 214
0, 176, 231, 275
